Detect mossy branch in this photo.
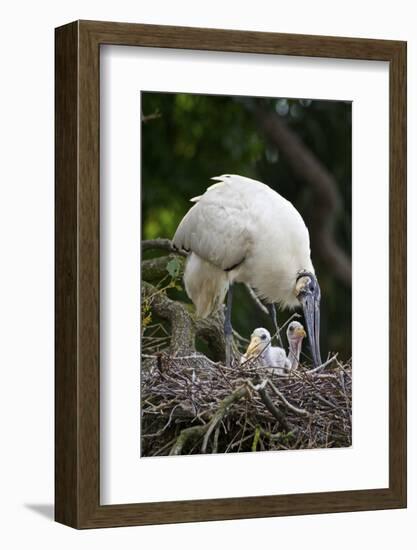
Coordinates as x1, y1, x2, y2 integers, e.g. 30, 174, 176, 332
142, 238, 187, 256
142, 280, 195, 355
169, 424, 208, 456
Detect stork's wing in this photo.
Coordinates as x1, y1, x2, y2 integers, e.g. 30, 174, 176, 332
173, 177, 252, 271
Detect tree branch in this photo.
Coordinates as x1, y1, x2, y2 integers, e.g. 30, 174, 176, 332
142, 280, 236, 362
142, 281, 195, 355
142, 238, 187, 257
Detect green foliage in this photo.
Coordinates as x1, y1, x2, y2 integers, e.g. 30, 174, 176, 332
166, 257, 182, 280
141, 300, 152, 330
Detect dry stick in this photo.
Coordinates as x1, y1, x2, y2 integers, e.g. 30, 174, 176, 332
225, 427, 244, 453
233, 329, 250, 345
316, 374, 339, 381
267, 380, 310, 417
145, 396, 179, 412
255, 384, 291, 432
308, 353, 339, 375
142, 404, 181, 438
290, 369, 339, 409
146, 322, 170, 338
277, 312, 302, 333
244, 284, 269, 315
152, 437, 179, 457
142, 111, 162, 123
230, 433, 256, 450
216, 362, 235, 390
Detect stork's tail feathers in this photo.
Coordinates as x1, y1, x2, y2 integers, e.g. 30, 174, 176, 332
184, 253, 229, 318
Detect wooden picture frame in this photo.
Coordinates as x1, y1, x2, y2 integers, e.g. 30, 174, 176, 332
55, 20, 407, 528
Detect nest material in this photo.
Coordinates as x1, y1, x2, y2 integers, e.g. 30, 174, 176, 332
141, 353, 352, 457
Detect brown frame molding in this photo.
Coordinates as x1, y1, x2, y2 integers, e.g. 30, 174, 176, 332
55, 20, 407, 528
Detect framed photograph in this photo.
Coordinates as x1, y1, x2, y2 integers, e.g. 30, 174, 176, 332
55, 20, 406, 528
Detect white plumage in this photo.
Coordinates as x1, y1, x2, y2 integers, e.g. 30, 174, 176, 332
173, 174, 322, 367
174, 174, 313, 314
242, 322, 306, 374
242, 327, 288, 370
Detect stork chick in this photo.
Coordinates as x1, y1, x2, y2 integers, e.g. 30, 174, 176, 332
242, 322, 306, 374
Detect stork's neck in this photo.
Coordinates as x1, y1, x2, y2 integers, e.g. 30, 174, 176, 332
288, 339, 302, 370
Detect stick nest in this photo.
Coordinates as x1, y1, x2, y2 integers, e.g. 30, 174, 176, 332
141, 353, 352, 457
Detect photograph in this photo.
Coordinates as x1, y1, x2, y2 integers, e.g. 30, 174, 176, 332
0, 0, 409, 540
140, 90, 352, 457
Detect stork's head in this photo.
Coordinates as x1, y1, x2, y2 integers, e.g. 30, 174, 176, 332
244, 327, 271, 359
294, 270, 322, 368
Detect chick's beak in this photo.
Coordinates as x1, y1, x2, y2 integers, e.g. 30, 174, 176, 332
295, 327, 307, 338
245, 336, 262, 358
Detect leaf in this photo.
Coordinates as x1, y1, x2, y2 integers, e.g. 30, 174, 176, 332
166, 257, 181, 280
142, 312, 152, 327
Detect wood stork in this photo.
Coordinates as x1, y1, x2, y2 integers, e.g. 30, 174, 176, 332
172, 174, 322, 368
242, 322, 306, 373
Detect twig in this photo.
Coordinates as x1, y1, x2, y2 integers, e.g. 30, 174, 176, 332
308, 353, 339, 374
151, 437, 178, 457
232, 329, 250, 344
142, 111, 162, 123
267, 380, 310, 417
239, 312, 301, 368
244, 284, 269, 315
256, 383, 290, 431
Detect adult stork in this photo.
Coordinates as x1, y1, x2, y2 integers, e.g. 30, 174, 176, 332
172, 174, 322, 368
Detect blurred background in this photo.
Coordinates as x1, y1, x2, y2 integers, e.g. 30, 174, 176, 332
141, 92, 351, 360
